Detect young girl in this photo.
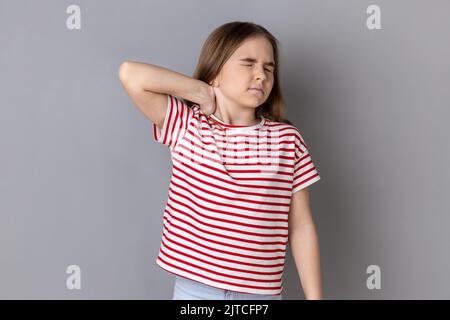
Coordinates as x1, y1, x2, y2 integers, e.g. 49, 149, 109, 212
119, 21, 322, 300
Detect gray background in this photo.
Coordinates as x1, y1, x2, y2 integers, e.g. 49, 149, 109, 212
1, 0, 449, 299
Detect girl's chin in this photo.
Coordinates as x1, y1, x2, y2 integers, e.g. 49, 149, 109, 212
241, 99, 264, 109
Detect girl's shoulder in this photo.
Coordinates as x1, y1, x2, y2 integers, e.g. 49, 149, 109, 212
264, 119, 311, 150
264, 118, 301, 136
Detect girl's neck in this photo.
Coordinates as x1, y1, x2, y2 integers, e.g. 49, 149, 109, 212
212, 99, 259, 126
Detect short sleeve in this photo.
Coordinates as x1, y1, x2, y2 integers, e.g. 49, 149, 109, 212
152, 94, 194, 151
292, 131, 321, 194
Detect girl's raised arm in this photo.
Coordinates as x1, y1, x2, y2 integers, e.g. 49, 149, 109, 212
118, 61, 215, 128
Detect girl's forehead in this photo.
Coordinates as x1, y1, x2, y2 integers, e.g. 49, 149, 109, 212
232, 37, 274, 60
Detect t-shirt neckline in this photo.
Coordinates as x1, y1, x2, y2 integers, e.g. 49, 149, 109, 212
208, 114, 266, 130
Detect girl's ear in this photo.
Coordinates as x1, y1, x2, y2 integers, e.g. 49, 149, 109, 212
209, 77, 219, 87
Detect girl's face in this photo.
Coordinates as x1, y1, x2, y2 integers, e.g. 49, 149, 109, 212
213, 35, 275, 110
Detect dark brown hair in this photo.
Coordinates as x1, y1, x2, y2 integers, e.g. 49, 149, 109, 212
182, 21, 293, 125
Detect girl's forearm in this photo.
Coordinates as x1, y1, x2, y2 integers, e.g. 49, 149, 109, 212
289, 223, 323, 299
119, 60, 210, 105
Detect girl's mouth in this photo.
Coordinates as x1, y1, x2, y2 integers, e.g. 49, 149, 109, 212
248, 88, 263, 94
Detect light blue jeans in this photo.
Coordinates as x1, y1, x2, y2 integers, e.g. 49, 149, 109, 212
172, 276, 282, 300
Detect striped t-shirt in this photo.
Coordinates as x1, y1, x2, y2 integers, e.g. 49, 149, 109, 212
152, 94, 321, 296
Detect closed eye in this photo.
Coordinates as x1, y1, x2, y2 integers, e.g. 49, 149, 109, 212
243, 64, 273, 72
